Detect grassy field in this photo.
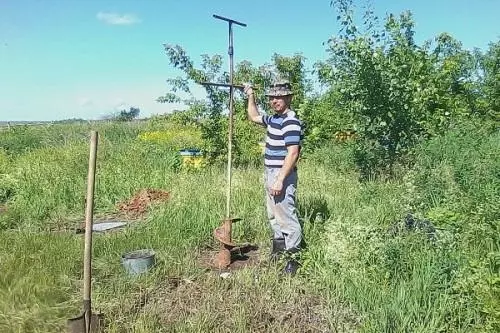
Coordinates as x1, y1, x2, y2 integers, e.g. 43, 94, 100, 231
0, 120, 498, 332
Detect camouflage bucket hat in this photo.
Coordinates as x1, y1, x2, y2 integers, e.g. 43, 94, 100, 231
265, 81, 294, 97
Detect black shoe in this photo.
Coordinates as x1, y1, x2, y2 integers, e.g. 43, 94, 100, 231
282, 247, 301, 275
270, 238, 286, 262
283, 259, 300, 275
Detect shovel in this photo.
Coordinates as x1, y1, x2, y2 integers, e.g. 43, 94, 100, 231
67, 130, 104, 333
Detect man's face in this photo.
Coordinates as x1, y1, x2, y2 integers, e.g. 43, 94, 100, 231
268, 95, 291, 113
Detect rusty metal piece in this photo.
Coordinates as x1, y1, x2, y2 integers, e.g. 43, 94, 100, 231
213, 245, 232, 269
213, 218, 241, 269
213, 218, 240, 247
67, 302, 103, 333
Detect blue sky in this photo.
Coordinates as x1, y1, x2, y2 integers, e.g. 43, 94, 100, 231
1, 0, 499, 121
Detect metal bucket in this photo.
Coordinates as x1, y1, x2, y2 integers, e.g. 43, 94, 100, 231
121, 249, 155, 275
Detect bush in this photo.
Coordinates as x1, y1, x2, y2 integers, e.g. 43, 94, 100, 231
0, 126, 44, 155
0, 149, 15, 203
303, 141, 356, 173
137, 126, 204, 151
409, 121, 500, 330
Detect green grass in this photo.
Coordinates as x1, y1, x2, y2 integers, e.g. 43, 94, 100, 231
0, 165, 357, 332
0, 120, 498, 332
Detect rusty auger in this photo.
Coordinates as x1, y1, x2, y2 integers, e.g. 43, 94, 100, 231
198, 14, 247, 269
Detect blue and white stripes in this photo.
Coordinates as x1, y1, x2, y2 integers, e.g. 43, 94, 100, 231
261, 110, 303, 168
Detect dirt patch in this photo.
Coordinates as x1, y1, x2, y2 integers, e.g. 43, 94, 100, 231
48, 189, 170, 233
129, 273, 359, 332
0, 204, 6, 215
198, 244, 262, 271
117, 189, 170, 217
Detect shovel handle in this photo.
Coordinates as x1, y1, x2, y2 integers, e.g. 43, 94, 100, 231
83, 131, 98, 301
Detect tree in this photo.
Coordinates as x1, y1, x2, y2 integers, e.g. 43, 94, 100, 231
116, 107, 140, 121
476, 40, 500, 120
159, 44, 309, 165
315, 0, 485, 178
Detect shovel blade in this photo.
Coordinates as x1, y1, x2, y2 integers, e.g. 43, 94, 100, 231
67, 313, 104, 333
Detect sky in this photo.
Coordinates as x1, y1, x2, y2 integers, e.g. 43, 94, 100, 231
1, 0, 499, 121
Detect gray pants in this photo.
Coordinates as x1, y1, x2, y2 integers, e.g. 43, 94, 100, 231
264, 167, 301, 250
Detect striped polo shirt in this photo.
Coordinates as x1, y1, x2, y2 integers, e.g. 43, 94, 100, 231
261, 110, 303, 168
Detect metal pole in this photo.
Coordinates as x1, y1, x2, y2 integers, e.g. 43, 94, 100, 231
199, 82, 245, 90
213, 15, 246, 219
226, 22, 234, 220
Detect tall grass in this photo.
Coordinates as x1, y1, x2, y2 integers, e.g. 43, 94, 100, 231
0, 120, 498, 332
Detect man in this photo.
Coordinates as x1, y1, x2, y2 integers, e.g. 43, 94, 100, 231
244, 81, 303, 275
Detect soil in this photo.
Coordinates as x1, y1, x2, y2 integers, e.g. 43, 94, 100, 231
198, 244, 262, 271
119, 272, 359, 332
51, 188, 171, 233
117, 188, 170, 217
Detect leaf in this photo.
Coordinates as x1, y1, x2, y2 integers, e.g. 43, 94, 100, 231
156, 93, 181, 104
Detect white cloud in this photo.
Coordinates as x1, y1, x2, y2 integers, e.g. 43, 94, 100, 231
96, 12, 141, 25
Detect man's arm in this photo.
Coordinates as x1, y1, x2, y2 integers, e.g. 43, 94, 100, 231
245, 86, 263, 124
269, 144, 299, 196
277, 145, 299, 182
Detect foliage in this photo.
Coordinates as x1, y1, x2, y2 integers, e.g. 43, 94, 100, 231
475, 40, 500, 119
0, 149, 15, 204
302, 140, 356, 173
0, 140, 180, 229
409, 122, 500, 330
271, 53, 310, 110
149, 107, 203, 127
299, 89, 355, 152
0, 126, 44, 155
314, 0, 497, 178
0, 1, 498, 331
137, 126, 204, 151
0, 121, 144, 157
115, 107, 141, 122
160, 44, 309, 166
0, 115, 498, 331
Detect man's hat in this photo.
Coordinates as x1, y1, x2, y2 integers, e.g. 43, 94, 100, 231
265, 81, 294, 97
